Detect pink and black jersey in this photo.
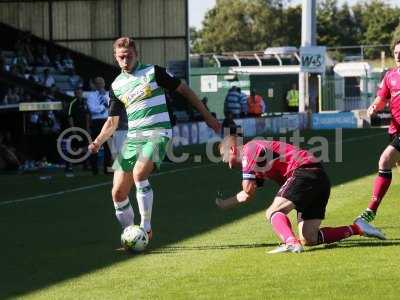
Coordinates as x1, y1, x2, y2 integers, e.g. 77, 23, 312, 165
377, 68, 400, 135
242, 140, 318, 185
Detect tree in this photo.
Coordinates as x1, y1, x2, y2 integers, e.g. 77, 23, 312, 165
392, 23, 400, 49
189, 27, 202, 53
283, 5, 301, 47
194, 0, 283, 53
359, 0, 400, 58
191, 0, 400, 58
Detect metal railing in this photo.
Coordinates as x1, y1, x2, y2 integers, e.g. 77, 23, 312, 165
321, 75, 381, 111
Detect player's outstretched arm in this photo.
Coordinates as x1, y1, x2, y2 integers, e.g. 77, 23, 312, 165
367, 96, 386, 117
216, 180, 257, 210
88, 116, 119, 153
176, 82, 221, 133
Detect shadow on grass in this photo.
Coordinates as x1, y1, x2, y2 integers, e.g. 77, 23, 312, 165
145, 242, 277, 254
306, 238, 400, 252
0, 128, 390, 298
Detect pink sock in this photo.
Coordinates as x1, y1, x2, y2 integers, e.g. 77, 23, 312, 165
368, 170, 392, 212
318, 225, 360, 244
270, 212, 298, 244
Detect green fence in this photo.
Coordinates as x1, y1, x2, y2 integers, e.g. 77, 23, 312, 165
321, 74, 381, 111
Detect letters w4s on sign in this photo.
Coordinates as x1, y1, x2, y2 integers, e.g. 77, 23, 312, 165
300, 46, 326, 73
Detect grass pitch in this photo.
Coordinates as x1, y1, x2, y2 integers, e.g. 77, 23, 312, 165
1, 128, 400, 299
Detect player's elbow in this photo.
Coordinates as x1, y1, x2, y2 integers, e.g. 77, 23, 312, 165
175, 81, 187, 94
106, 116, 119, 131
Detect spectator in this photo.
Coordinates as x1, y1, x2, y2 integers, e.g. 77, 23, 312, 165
40, 68, 55, 88
63, 53, 75, 72
87, 76, 112, 174
68, 69, 83, 90
247, 89, 265, 118
12, 50, 29, 75
39, 89, 50, 102
286, 83, 299, 112
36, 44, 51, 66
9, 65, 19, 77
237, 87, 248, 118
15, 86, 24, 99
37, 111, 54, 164
54, 54, 65, 73
27, 66, 40, 83
48, 84, 60, 102
2, 87, 20, 105
65, 86, 91, 174
22, 93, 32, 103
224, 86, 243, 119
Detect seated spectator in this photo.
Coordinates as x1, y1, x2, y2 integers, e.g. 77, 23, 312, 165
9, 65, 20, 77
47, 84, 60, 102
36, 44, 51, 66
2, 87, 20, 105
40, 68, 55, 87
21, 93, 33, 103
27, 66, 40, 83
54, 54, 65, 73
68, 69, 83, 89
38, 89, 48, 102
63, 53, 75, 72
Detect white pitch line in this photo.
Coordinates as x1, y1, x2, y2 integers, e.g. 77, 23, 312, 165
0, 131, 388, 207
0, 163, 216, 207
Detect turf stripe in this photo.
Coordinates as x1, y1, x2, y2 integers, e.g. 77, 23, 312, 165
0, 164, 216, 207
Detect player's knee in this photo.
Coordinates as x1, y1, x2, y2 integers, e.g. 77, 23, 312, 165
378, 154, 391, 169
111, 187, 127, 202
300, 231, 319, 246
265, 208, 276, 221
133, 170, 147, 183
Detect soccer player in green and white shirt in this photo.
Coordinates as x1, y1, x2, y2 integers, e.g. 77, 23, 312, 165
88, 37, 220, 240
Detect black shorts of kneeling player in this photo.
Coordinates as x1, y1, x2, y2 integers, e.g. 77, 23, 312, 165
276, 163, 331, 221
389, 133, 400, 152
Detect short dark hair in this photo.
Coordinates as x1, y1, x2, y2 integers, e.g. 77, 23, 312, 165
392, 39, 400, 51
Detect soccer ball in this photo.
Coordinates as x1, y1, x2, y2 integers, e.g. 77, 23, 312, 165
121, 225, 149, 252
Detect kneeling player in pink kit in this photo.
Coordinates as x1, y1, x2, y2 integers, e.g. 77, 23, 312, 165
217, 135, 385, 253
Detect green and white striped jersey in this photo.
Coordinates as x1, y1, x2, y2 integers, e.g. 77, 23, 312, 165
109, 62, 180, 139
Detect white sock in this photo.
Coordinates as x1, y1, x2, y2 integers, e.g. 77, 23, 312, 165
114, 197, 134, 229
135, 180, 153, 232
